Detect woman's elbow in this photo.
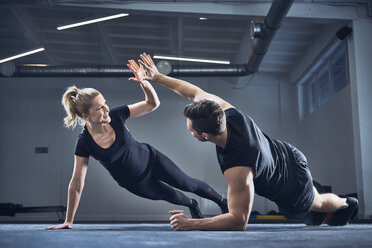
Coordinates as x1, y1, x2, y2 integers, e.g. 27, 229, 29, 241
154, 99, 160, 109
149, 100, 160, 111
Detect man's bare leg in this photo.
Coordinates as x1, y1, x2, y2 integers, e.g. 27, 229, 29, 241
309, 187, 347, 212
306, 187, 358, 226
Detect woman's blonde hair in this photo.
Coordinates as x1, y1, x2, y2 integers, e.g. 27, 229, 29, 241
62, 86, 100, 128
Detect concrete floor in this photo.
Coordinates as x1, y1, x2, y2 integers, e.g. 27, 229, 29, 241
1, 223, 372, 248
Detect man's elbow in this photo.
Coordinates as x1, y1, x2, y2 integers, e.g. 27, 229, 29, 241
230, 214, 248, 231
225, 224, 246, 231
233, 219, 248, 231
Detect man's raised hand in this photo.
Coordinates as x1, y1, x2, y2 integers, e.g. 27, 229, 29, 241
138, 53, 161, 81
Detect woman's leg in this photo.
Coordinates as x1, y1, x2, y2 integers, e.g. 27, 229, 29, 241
152, 151, 228, 213
126, 176, 203, 218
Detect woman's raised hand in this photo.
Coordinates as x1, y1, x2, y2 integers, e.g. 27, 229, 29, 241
127, 59, 147, 83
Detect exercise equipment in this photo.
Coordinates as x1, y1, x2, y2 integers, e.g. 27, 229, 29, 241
0, 203, 66, 221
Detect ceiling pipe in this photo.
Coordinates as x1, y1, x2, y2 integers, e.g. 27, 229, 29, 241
166, 64, 250, 77
1, 0, 295, 78
2, 64, 251, 78
13, 65, 132, 78
247, 0, 295, 73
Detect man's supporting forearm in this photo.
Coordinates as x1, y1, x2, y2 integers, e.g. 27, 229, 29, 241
188, 213, 248, 231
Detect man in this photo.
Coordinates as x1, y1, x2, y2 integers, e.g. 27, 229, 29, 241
136, 53, 358, 231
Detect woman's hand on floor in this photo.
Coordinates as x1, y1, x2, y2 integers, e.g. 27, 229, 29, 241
45, 222, 72, 230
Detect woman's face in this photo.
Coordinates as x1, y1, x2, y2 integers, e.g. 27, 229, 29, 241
86, 94, 111, 124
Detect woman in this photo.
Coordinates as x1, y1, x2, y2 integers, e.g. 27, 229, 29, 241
46, 60, 227, 230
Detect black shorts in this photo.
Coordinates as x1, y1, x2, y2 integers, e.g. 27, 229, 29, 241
277, 145, 315, 218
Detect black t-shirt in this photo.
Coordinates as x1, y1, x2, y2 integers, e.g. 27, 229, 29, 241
74, 104, 156, 186
216, 108, 298, 203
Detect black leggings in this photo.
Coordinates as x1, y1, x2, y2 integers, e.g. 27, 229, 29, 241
125, 150, 223, 208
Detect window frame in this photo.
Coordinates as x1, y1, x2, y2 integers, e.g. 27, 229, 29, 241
301, 40, 349, 118
329, 42, 350, 95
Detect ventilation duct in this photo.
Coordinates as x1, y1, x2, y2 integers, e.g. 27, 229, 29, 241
1, 0, 295, 78
247, 0, 295, 73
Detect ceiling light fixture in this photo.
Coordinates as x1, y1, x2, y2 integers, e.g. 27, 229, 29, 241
0, 47, 45, 64
199, 17, 207, 21
22, 64, 49, 67
153, 55, 230, 64
57, 13, 129, 30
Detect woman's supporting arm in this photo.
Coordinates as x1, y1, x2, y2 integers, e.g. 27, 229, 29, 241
46, 155, 89, 230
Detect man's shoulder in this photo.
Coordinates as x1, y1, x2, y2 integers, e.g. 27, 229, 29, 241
225, 108, 252, 136
224, 107, 238, 114
224, 107, 245, 121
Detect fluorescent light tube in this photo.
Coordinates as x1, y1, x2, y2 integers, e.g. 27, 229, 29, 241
0, 48, 45, 64
22, 64, 49, 67
57, 13, 129, 30
153, 55, 230, 64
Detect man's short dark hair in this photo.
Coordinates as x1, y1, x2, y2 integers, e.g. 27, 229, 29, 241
183, 99, 225, 135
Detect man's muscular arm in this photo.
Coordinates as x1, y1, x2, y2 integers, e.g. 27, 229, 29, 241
169, 166, 254, 231
138, 53, 234, 110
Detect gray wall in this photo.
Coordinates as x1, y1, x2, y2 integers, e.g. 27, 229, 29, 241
296, 85, 356, 195
289, 17, 372, 218
0, 72, 294, 221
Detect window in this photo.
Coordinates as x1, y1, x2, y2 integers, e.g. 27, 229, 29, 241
331, 44, 348, 94
317, 63, 330, 107
302, 42, 349, 117
304, 76, 317, 115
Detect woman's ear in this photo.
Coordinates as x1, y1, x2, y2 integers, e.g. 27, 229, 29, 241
81, 113, 89, 122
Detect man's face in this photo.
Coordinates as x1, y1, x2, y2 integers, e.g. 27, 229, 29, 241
186, 118, 208, 142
